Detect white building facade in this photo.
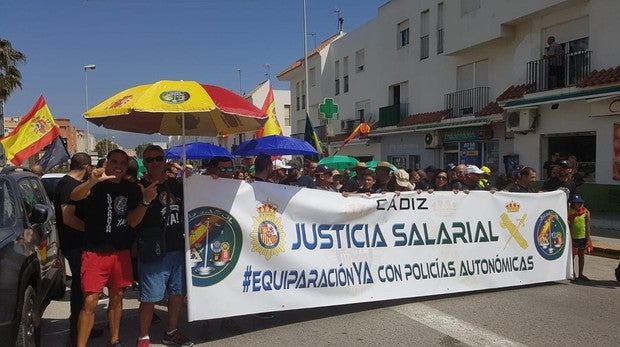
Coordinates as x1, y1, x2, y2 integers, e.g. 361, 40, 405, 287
278, 0, 620, 197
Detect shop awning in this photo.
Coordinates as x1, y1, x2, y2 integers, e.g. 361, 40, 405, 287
503, 85, 620, 110
414, 117, 494, 131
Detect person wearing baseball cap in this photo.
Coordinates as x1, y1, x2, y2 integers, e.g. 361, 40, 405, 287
541, 159, 577, 195
315, 165, 336, 191
463, 165, 485, 190
388, 169, 415, 192
281, 161, 315, 188
568, 194, 591, 281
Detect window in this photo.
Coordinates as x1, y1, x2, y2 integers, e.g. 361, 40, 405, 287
284, 105, 291, 126
295, 82, 300, 111
398, 20, 410, 48
335, 60, 340, 95
420, 10, 429, 60
301, 80, 306, 110
309, 67, 316, 87
461, 0, 480, 16
355, 49, 365, 72
437, 3, 444, 54
355, 100, 371, 122
343, 56, 349, 93
457, 59, 488, 90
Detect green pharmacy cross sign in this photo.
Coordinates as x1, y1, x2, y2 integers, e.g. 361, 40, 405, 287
319, 98, 339, 119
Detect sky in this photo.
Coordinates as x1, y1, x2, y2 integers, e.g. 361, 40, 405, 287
2, 0, 386, 148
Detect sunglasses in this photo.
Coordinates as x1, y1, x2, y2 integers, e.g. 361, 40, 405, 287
436, 176, 448, 180
218, 167, 234, 173
144, 156, 165, 164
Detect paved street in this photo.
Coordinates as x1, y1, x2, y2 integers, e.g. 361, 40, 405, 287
42, 255, 619, 347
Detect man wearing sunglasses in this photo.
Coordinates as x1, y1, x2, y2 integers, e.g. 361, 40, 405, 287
207, 156, 235, 179
136, 145, 194, 347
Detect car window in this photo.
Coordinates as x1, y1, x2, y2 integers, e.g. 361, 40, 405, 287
18, 177, 50, 212
0, 179, 17, 227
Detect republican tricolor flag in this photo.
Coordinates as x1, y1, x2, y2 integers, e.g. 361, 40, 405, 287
0, 96, 60, 166
255, 82, 283, 138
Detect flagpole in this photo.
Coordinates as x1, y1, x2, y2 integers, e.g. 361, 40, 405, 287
303, 0, 311, 135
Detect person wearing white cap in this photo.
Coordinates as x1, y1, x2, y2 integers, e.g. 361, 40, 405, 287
390, 169, 415, 192
463, 165, 486, 190
271, 160, 291, 183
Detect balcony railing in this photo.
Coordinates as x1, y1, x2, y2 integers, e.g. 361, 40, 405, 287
444, 86, 489, 118
379, 103, 409, 127
527, 50, 591, 92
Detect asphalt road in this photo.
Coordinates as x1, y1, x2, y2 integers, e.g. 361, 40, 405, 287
42, 255, 619, 347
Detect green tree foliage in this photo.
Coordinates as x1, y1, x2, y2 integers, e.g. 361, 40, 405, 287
95, 139, 119, 157
0, 38, 27, 102
134, 143, 152, 158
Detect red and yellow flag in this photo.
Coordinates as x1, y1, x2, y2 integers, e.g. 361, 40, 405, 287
255, 83, 283, 138
334, 122, 371, 155
0, 96, 60, 166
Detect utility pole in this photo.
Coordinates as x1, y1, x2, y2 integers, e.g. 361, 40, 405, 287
237, 69, 243, 96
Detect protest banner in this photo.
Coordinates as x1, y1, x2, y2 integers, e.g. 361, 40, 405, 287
184, 176, 571, 321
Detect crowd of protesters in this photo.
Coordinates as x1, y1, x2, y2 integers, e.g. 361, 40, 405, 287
48, 147, 594, 346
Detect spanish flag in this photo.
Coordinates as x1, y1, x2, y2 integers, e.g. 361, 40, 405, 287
255, 83, 283, 138
334, 122, 371, 155
0, 96, 60, 166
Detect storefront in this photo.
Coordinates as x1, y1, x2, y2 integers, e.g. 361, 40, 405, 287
440, 125, 499, 171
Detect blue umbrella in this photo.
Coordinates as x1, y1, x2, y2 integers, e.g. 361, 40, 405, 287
232, 135, 318, 156
165, 142, 233, 160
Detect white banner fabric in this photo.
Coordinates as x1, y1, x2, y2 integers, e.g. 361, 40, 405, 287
184, 176, 572, 321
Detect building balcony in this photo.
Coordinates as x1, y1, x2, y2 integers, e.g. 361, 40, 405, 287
379, 103, 409, 127
444, 87, 489, 118
526, 50, 591, 93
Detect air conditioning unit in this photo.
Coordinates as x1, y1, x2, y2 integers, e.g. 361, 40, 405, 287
424, 130, 442, 149
341, 119, 357, 133
506, 109, 537, 133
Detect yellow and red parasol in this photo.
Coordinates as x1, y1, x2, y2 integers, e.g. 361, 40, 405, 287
84, 80, 266, 136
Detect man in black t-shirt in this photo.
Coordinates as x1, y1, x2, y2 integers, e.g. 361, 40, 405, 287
135, 145, 194, 347
280, 162, 315, 188
71, 149, 157, 347
541, 160, 577, 196
52, 152, 105, 344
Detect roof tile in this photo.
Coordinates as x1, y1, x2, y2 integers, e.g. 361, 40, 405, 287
277, 33, 342, 78
475, 102, 503, 116
397, 110, 448, 127
496, 84, 530, 101
577, 66, 620, 88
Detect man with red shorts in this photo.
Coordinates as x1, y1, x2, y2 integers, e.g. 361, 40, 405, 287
71, 149, 157, 347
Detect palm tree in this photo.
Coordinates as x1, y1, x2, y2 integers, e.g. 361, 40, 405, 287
0, 38, 27, 135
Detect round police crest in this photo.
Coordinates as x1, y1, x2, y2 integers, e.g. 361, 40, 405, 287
188, 206, 242, 287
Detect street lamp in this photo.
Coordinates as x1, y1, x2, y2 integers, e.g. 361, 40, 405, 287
84, 64, 96, 153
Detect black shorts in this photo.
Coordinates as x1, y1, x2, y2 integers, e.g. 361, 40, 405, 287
572, 238, 587, 249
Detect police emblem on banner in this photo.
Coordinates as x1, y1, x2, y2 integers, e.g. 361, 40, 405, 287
533, 209, 567, 260
251, 203, 286, 260
188, 206, 242, 287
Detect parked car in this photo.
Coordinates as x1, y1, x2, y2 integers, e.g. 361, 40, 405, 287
0, 166, 66, 346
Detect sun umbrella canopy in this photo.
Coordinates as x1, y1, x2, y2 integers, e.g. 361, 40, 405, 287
366, 160, 397, 172
165, 142, 233, 160
84, 80, 267, 136
318, 155, 359, 170
232, 135, 318, 156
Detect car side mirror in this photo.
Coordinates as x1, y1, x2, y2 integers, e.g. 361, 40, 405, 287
29, 203, 50, 224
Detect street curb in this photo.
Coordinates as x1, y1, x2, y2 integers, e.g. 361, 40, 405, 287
591, 246, 620, 259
